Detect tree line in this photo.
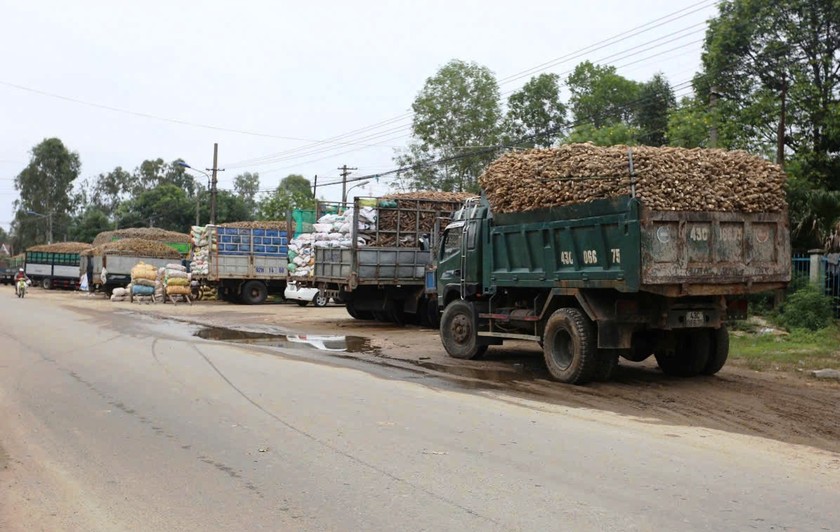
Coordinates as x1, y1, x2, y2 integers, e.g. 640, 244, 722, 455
4, 0, 838, 253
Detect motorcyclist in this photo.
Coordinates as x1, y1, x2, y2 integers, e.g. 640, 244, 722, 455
14, 268, 29, 296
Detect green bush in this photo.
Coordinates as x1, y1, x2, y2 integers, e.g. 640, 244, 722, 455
777, 284, 835, 331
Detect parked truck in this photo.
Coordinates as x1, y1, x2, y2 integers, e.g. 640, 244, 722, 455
24, 243, 92, 289
430, 145, 791, 384
190, 224, 290, 304
312, 194, 466, 325
81, 238, 183, 294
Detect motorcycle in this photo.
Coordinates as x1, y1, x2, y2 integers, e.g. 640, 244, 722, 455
16, 278, 30, 298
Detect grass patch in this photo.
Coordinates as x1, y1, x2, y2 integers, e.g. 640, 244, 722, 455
729, 324, 840, 372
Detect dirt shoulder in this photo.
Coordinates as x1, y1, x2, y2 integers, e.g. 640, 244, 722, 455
50, 289, 840, 455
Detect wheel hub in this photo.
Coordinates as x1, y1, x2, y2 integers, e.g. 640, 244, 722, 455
451, 314, 470, 343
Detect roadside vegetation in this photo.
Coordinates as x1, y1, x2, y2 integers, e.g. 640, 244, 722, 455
729, 283, 840, 372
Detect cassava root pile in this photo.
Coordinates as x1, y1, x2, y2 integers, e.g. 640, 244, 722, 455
479, 144, 787, 214
93, 228, 191, 246
81, 238, 182, 259
370, 192, 472, 247
27, 242, 92, 254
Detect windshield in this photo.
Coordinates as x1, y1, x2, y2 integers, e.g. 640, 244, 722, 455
441, 226, 463, 260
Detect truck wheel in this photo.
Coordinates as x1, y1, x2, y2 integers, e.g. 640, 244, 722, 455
441, 300, 487, 360
542, 308, 597, 384
594, 350, 619, 382
418, 298, 441, 329
702, 326, 729, 375
655, 330, 710, 377
42, 278, 52, 290
345, 301, 374, 320
313, 293, 329, 307
240, 281, 267, 305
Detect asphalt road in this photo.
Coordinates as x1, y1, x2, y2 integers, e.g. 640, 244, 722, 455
1, 291, 838, 531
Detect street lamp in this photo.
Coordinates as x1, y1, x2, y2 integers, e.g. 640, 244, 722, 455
343, 180, 370, 204
178, 161, 210, 226
26, 209, 52, 244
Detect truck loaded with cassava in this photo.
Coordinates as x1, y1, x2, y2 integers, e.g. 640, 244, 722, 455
24, 242, 92, 289
190, 222, 290, 304
430, 144, 791, 384
289, 193, 468, 325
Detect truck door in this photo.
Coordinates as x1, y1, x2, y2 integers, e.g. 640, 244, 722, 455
436, 221, 464, 302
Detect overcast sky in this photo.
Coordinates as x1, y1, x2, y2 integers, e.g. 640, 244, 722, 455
0, 0, 719, 232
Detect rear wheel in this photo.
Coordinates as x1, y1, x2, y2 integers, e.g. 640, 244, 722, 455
542, 308, 598, 384
440, 300, 486, 360
239, 281, 267, 305
702, 326, 729, 375
655, 330, 710, 377
313, 292, 329, 307
42, 278, 52, 290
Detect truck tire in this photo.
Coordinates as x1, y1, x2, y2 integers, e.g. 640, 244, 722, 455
441, 300, 487, 360
542, 308, 598, 385
702, 326, 729, 375
655, 330, 710, 377
240, 281, 267, 305
42, 278, 52, 290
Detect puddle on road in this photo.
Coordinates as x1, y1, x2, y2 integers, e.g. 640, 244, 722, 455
195, 326, 375, 354
195, 326, 544, 387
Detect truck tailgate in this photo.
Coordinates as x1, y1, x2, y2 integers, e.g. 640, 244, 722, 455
640, 208, 791, 292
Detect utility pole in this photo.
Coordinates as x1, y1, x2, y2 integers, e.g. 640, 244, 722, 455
206, 143, 225, 225
709, 86, 720, 149
777, 73, 787, 169
312, 174, 318, 199
338, 164, 357, 205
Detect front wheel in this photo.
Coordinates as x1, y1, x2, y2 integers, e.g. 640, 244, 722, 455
542, 308, 598, 384
440, 300, 487, 360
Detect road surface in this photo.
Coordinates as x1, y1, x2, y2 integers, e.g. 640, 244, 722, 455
1, 291, 838, 530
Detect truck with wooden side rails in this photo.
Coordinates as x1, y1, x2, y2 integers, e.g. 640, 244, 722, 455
429, 145, 791, 384
311, 194, 466, 325
80, 238, 183, 294
190, 224, 290, 304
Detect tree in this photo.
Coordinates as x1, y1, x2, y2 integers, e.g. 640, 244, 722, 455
12, 138, 81, 248
566, 61, 641, 129
503, 73, 567, 147
87, 166, 134, 217
566, 123, 639, 146
234, 172, 260, 217
257, 174, 315, 220
68, 207, 112, 243
635, 73, 676, 146
666, 96, 713, 148
114, 184, 194, 231
397, 59, 503, 192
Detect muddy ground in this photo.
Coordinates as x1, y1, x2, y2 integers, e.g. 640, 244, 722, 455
45, 290, 840, 455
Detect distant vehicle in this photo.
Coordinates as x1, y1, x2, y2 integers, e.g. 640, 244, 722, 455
284, 281, 330, 307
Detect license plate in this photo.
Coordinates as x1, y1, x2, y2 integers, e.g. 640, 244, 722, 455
685, 311, 705, 327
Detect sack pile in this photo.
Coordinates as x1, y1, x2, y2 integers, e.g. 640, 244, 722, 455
164, 262, 191, 299
110, 287, 128, 302
195, 284, 218, 301
131, 262, 157, 302
288, 210, 371, 277
190, 225, 216, 276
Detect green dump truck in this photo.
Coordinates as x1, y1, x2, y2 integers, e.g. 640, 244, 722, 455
430, 146, 791, 384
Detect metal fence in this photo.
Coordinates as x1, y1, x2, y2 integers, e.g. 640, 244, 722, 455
794, 253, 840, 318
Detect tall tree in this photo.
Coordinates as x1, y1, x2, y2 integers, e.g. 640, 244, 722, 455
114, 184, 194, 231
503, 73, 567, 147
566, 61, 641, 129
635, 73, 676, 146
234, 171, 260, 217
257, 174, 315, 220
12, 138, 81, 248
396, 59, 502, 192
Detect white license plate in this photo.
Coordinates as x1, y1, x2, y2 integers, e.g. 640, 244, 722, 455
685, 311, 705, 327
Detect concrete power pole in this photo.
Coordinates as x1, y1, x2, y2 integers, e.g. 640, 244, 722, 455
338, 164, 358, 205
206, 143, 225, 225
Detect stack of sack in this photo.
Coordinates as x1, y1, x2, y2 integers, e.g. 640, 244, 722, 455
130, 262, 157, 302
288, 209, 372, 278
196, 284, 218, 301
155, 267, 165, 300
164, 263, 191, 300
190, 225, 215, 276
110, 287, 128, 302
